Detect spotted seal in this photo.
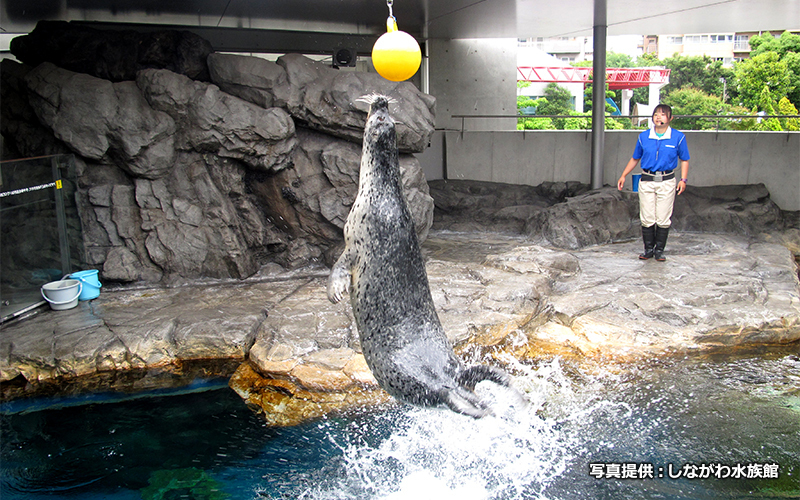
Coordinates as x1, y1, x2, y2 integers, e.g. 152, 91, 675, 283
327, 95, 512, 418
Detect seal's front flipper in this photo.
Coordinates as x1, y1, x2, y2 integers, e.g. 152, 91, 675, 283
444, 387, 492, 418
327, 265, 350, 303
327, 250, 354, 303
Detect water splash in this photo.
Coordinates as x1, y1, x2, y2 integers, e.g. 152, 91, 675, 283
299, 358, 623, 500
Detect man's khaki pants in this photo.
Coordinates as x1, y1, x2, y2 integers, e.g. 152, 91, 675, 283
638, 177, 677, 227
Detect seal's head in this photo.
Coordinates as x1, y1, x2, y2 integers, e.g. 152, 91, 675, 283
360, 94, 397, 148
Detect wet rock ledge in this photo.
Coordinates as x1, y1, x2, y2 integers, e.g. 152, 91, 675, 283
2, 222, 799, 425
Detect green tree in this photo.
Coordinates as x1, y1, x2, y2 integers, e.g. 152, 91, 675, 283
564, 114, 590, 129
634, 53, 661, 67
517, 95, 542, 129
578, 81, 632, 129
755, 86, 783, 130
662, 87, 727, 130
661, 54, 734, 100
537, 83, 574, 128
778, 96, 800, 131
571, 52, 633, 68
517, 95, 557, 130
734, 52, 792, 111
749, 31, 800, 58
517, 116, 556, 130
722, 105, 757, 131
783, 51, 800, 107
574, 52, 666, 113
605, 116, 627, 129
606, 52, 634, 68
583, 82, 618, 114
748, 31, 800, 109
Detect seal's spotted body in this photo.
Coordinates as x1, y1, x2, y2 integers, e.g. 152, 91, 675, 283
327, 95, 510, 417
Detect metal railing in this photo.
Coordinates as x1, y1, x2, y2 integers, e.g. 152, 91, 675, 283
451, 114, 800, 133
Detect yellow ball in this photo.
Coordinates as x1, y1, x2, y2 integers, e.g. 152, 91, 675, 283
372, 30, 421, 82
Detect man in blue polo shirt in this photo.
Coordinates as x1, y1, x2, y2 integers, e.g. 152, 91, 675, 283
617, 104, 690, 261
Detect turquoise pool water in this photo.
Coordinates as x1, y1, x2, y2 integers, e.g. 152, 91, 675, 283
2, 349, 798, 499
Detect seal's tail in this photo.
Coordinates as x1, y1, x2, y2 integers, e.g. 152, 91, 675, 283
457, 364, 511, 390
444, 364, 518, 418
445, 386, 492, 418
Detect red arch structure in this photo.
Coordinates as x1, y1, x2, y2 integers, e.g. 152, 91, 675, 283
517, 67, 670, 90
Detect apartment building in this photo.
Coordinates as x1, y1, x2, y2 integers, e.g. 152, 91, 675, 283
518, 37, 592, 63
650, 30, 798, 66
522, 31, 798, 68
518, 34, 644, 63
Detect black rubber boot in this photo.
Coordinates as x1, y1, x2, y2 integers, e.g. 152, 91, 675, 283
654, 225, 670, 261
639, 225, 656, 260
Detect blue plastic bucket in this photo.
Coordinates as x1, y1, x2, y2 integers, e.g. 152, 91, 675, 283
68, 270, 102, 301
632, 173, 641, 192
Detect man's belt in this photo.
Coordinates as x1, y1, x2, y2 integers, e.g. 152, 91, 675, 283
641, 170, 674, 182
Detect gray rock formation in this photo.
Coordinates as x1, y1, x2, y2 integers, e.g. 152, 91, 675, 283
259, 128, 433, 248
0, 58, 70, 158
131, 152, 271, 280
136, 68, 297, 173
429, 180, 590, 234
208, 52, 436, 153
25, 63, 178, 179
430, 180, 794, 249
207, 52, 289, 109
1, 23, 437, 283
673, 183, 788, 235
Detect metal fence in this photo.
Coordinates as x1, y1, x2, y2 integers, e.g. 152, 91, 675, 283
451, 114, 800, 133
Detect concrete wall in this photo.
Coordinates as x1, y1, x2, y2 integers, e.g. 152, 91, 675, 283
428, 38, 518, 131
418, 130, 800, 211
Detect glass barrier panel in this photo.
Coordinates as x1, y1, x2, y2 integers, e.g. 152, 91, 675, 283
0, 155, 84, 322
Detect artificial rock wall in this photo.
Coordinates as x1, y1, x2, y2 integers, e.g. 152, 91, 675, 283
1, 21, 436, 283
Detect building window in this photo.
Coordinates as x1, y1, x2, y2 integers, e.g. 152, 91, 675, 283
734, 35, 750, 51
666, 36, 683, 44
685, 35, 709, 44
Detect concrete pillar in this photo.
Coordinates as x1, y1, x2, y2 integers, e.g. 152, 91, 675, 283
621, 88, 633, 116
590, 0, 607, 190
645, 82, 667, 127
648, 82, 665, 107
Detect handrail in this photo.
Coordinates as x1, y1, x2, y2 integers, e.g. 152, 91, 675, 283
450, 114, 800, 133
0, 154, 72, 163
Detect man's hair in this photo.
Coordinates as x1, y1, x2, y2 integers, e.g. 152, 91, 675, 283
653, 104, 673, 119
